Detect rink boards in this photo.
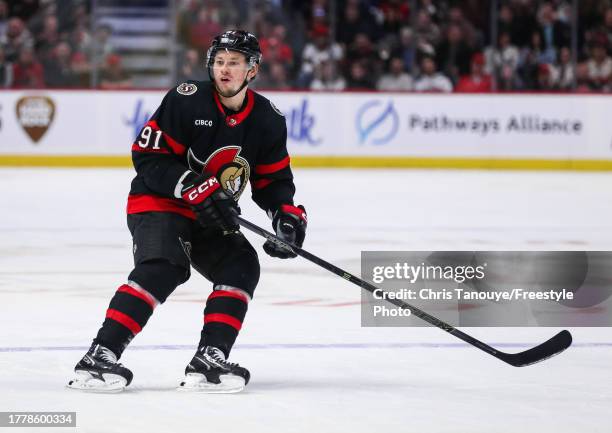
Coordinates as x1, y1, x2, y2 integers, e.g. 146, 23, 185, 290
0, 90, 611, 169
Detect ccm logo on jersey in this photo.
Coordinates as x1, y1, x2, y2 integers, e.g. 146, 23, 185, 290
195, 119, 213, 127
187, 177, 219, 203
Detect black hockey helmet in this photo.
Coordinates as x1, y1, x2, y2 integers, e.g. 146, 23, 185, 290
206, 30, 262, 72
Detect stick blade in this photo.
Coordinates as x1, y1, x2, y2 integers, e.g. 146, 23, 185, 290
498, 330, 573, 367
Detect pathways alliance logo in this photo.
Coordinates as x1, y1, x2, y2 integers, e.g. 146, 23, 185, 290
356, 100, 399, 145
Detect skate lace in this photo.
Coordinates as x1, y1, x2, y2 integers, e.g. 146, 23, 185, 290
204, 347, 239, 369
96, 345, 121, 366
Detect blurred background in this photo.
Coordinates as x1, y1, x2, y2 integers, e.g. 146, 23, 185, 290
1, 0, 610, 92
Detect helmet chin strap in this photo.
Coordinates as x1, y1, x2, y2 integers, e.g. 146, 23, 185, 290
214, 68, 253, 99
215, 77, 250, 98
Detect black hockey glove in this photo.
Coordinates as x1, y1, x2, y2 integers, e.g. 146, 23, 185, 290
263, 205, 307, 259
181, 175, 240, 232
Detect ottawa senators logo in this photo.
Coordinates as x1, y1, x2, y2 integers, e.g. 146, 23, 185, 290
187, 146, 250, 199
176, 82, 197, 95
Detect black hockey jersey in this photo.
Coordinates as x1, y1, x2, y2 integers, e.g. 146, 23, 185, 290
127, 81, 295, 219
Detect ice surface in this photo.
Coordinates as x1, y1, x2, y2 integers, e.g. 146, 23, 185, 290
0, 168, 610, 432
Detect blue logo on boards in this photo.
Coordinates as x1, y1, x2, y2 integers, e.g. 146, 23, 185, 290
125, 98, 322, 146
356, 100, 399, 145
285, 99, 321, 145
124, 99, 152, 139
123, 99, 321, 146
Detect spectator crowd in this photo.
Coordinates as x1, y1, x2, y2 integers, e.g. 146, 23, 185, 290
0, 0, 131, 89
177, 0, 612, 92
1, 0, 611, 92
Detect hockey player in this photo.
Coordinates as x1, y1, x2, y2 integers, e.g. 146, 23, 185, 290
67, 30, 307, 393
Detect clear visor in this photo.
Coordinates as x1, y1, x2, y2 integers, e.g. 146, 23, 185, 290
212, 51, 251, 72
207, 47, 260, 69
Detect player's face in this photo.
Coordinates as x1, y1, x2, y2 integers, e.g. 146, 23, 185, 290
213, 51, 252, 97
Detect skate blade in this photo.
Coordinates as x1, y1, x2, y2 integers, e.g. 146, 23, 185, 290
177, 373, 246, 394
66, 371, 127, 393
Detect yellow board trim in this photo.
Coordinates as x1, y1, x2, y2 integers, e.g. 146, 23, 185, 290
1, 154, 612, 171
0, 155, 132, 168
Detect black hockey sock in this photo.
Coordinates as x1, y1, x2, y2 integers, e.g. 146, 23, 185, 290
94, 261, 187, 358
94, 282, 158, 358
199, 286, 250, 358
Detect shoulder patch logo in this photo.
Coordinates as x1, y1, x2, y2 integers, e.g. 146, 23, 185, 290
269, 100, 284, 117
177, 82, 198, 96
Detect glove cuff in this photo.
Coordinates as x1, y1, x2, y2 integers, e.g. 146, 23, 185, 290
278, 204, 307, 225
181, 176, 221, 205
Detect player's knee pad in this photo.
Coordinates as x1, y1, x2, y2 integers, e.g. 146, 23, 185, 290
212, 247, 260, 299
128, 259, 189, 303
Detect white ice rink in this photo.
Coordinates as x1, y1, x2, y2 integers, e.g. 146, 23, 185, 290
0, 168, 611, 432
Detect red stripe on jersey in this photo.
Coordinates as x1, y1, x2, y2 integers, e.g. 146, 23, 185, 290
131, 143, 171, 154
255, 156, 290, 175
212, 90, 255, 127
146, 120, 187, 156
204, 313, 242, 331
106, 309, 142, 334
227, 90, 255, 126
117, 284, 158, 309
127, 194, 196, 220
251, 178, 273, 190
208, 290, 249, 304
212, 90, 225, 114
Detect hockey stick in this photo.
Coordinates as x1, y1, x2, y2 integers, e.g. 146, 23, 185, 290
237, 216, 572, 367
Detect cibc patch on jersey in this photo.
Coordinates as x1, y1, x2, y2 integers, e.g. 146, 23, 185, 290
187, 146, 250, 199
177, 82, 198, 96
